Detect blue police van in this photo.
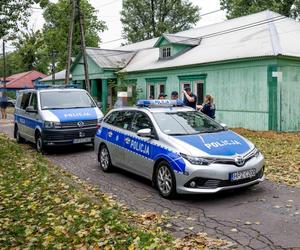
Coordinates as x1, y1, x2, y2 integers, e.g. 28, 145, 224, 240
14, 88, 103, 153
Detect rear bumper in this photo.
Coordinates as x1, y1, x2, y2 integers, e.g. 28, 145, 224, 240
42, 127, 97, 146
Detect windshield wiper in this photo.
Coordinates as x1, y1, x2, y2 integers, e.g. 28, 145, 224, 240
168, 133, 188, 136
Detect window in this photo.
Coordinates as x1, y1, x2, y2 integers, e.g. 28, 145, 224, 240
194, 81, 204, 105
131, 112, 154, 133
20, 93, 31, 110
113, 111, 135, 130
147, 83, 166, 99
162, 47, 171, 58
104, 111, 120, 125
29, 93, 38, 110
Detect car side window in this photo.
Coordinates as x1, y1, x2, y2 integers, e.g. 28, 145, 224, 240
113, 111, 135, 130
131, 112, 154, 133
29, 93, 38, 110
20, 93, 31, 110
104, 111, 119, 125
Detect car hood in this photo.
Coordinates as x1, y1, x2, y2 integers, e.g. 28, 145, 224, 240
173, 130, 252, 157
41, 107, 103, 122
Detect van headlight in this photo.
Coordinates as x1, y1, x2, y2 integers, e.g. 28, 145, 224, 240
97, 117, 103, 126
180, 153, 214, 165
44, 121, 61, 128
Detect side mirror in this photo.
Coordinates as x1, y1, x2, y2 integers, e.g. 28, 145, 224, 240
26, 106, 37, 113
220, 123, 228, 130
137, 128, 152, 138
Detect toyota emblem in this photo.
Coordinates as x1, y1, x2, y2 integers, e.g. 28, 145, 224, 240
235, 155, 245, 166
77, 121, 84, 128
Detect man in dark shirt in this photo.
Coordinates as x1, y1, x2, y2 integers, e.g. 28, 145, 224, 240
182, 87, 197, 109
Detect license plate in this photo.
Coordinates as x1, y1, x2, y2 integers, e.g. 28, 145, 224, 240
73, 138, 92, 144
230, 168, 256, 181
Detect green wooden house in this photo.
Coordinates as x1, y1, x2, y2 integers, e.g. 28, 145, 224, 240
71, 10, 300, 131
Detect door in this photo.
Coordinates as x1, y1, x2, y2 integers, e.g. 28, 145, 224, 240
107, 110, 136, 167
26, 92, 39, 141
125, 111, 155, 178
193, 80, 204, 105
18, 92, 32, 140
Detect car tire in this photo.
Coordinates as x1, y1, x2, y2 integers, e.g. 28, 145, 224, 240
36, 132, 46, 154
155, 161, 176, 199
98, 144, 113, 172
14, 125, 24, 143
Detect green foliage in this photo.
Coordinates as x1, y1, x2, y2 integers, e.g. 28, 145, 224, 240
42, 0, 106, 71
12, 30, 49, 73
121, 0, 200, 43
220, 0, 300, 19
0, 0, 49, 38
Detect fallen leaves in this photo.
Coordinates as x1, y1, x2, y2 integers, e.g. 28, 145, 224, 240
233, 128, 300, 187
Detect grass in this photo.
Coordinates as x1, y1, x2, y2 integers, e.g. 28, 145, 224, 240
6, 107, 15, 115
0, 134, 231, 249
233, 128, 300, 187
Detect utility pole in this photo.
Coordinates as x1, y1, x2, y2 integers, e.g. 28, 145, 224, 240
65, 0, 76, 85
50, 50, 58, 85
2, 39, 6, 89
77, 0, 90, 93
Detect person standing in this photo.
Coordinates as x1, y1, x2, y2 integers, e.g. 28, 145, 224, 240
171, 91, 179, 100
158, 93, 167, 100
0, 92, 8, 120
182, 87, 197, 109
199, 94, 216, 119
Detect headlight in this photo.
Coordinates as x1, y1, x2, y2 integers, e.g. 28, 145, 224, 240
181, 153, 214, 165
44, 121, 61, 128
254, 147, 260, 157
97, 117, 103, 127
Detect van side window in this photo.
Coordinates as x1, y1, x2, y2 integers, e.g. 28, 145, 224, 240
20, 93, 31, 110
29, 93, 38, 110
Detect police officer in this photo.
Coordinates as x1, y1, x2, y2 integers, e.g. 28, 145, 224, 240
171, 91, 179, 100
182, 87, 197, 109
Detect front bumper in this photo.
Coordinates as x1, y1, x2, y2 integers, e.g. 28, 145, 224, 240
42, 127, 98, 146
175, 153, 265, 194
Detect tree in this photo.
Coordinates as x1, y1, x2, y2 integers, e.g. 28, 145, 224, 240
12, 30, 48, 73
0, 0, 49, 38
220, 0, 300, 20
42, 0, 106, 71
121, 0, 200, 43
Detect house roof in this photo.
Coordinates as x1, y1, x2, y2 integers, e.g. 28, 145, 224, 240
2, 70, 47, 89
154, 34, 201, 47
86, 48, 136, 69
40, 69, 70, 82
119, 10, 300, 73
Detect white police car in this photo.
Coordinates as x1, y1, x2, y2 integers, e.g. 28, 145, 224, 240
14, 88, 103, 153
94, 100, 265, 198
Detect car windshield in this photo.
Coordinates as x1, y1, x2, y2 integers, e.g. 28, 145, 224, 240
153, 111, 225, 135
40, 91, 96, 110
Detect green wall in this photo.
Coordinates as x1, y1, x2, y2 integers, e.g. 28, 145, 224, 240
124, 58, 279, 131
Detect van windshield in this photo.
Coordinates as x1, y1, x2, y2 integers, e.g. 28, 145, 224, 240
40, 91, 96, 110
153, 111, 224, 135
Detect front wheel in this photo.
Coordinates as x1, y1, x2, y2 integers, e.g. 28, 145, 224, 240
156, 161, 176, 199
98, 144, 113, 172
36, 133, 46, 154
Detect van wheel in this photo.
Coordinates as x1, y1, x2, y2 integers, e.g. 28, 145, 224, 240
98, 144, 113, 172
14, 125, 24, 143
155, 161, 176, 199
36, 133, 46, 154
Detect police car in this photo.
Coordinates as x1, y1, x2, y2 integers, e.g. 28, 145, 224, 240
94, 100, 265, 198
14, 88, 103, 153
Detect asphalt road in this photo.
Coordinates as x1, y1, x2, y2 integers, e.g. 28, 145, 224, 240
1, 120, 300, 249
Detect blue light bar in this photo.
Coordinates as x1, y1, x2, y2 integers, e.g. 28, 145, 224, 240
136, 99, 184, 107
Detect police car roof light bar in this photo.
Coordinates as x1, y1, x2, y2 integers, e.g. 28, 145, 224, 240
136, 99, 184, 107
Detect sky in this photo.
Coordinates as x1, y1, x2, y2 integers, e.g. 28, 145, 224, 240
9, 0, 227, 51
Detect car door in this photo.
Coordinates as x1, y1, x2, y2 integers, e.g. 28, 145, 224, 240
124, 111, 156, 179
104, 110, 135, 168
17, 92, 32, 140
25, 92, 39, 141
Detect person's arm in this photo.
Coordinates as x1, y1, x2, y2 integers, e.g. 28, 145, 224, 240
182, 90, 195, 102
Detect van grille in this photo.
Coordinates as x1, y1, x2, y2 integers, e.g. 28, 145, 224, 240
60, 119, 97, 128
43, 127, 97, 141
